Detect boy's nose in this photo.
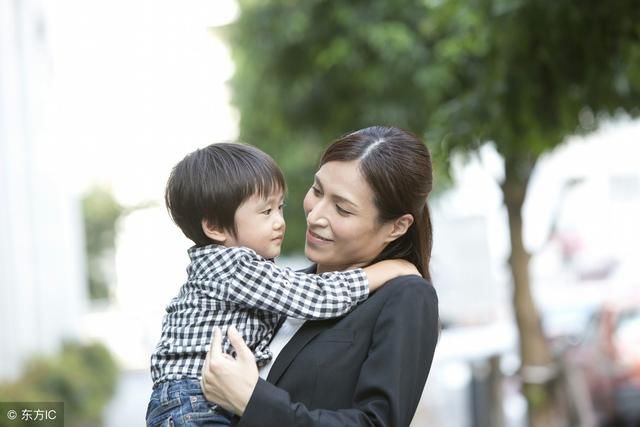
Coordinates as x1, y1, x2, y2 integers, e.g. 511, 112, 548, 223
273, 215, 285, 230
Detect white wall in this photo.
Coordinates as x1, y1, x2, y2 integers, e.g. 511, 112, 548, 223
0, 0, 87, 381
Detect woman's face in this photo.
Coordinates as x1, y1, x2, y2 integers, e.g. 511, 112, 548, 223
303, 160, 396, 272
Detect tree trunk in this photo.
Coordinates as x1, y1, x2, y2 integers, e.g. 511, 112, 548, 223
501, 156, 556, 427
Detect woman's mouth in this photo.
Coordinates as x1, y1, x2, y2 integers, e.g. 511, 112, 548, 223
306, 229, 332, 245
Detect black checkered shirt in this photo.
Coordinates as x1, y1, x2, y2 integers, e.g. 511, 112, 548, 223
150, 244, 368, 384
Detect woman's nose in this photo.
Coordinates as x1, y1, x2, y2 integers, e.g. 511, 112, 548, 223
306, 201, 328, 227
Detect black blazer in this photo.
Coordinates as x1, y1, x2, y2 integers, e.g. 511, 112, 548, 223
235, 275, 439, 427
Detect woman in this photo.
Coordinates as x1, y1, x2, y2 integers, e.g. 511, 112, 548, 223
201, 126, 439, 426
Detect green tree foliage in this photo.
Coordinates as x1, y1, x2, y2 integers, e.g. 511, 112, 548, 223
227, 0, 452, 252
226, 1, 640, 424
227, 0, 639, 250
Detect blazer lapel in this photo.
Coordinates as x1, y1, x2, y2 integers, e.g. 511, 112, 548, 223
267, 317, 339, 384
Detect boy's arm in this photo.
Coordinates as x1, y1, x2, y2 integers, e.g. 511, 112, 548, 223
218, 249, 367, 319
217, 249, 420, 320
362, 259, 421, 291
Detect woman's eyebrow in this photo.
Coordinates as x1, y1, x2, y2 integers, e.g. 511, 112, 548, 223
333, 194, 358, 209
315, 175, 358, 209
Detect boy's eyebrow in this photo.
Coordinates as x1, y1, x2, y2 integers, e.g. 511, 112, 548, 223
264, 192, 285, 204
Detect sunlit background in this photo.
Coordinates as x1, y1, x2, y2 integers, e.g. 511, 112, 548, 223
1, 1, 639, 426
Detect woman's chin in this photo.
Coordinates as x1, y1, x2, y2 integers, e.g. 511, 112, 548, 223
304, 244, 328, 265
303, 244, 318, 261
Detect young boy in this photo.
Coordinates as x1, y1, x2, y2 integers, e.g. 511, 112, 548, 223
146, 143, 416, 427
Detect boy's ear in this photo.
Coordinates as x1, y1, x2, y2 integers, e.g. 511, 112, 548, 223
201, 219, 228, 243
384, 214, 414, 243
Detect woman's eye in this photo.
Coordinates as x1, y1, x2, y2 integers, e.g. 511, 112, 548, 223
311, 186, 321, 196
336, 205, 352, 216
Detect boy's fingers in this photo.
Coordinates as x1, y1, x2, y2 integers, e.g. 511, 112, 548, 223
227, 325, 254, 361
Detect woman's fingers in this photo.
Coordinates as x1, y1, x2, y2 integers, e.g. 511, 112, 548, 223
205, 325, 254, 368
209, 326, 223, 358
202, 327, 219, 385
199, 325, 258, 415
227, 325, 255, 363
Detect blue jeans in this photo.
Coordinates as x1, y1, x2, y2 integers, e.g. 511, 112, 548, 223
146, 379, 232, 427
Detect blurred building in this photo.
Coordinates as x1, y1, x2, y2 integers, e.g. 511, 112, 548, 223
0, 0, 87, 381
430, 145, 512, 325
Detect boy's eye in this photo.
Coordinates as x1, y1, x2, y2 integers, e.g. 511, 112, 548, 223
311, 186, 321, 196
278, 203, 285, 211
262, 209, 272, 215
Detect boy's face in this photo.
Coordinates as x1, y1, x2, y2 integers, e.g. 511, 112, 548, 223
226, 190, 286, 258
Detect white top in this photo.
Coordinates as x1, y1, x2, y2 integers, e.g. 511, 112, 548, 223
259, 317, 306, 379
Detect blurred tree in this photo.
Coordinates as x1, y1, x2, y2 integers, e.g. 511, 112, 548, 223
0, 341, 119, 427
226, 1, 640, 425
225, 0, 455, 253
81, 186, 156, 301
81, 186, 124, 301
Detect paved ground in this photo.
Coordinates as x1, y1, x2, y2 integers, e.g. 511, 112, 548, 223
104, 370, 152, 427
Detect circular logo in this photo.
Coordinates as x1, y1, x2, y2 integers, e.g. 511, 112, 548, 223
6, 409, 17, 420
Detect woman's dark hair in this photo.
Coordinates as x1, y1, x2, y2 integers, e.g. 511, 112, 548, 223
165, 142, 286, 246
320, 126, 433, 281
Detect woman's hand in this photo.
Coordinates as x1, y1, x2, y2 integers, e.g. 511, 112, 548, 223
200, 325, 259, 416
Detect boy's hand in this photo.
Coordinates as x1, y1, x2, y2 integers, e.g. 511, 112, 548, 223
363, 259, 420, 292
382, 259, 420, 277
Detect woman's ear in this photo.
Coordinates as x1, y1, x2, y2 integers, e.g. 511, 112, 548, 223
201, 219, 228, 243
385, 214, 414, 243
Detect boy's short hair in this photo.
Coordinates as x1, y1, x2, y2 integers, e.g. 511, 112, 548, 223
165, 142, 286, 246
